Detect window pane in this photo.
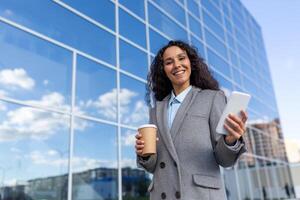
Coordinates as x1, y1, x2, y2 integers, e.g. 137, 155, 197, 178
152, 0, 186, 25
121, 128, 151, 199
119, 0, 145, 19
201, 0, 222, 23
191, 36, 205, 59
119, 8, 146, 48
223, 167, 240, 200
0, 21, 72, 111
149, 3, 188, 41
214, 72, 233, 96
120, 75, 148, 127
0, 101, 70, 200
0, 0, 116, 65
72, 119, 118, 200
76, 55, 117, 121
61, 0, 115, 31
187, 0, 200, 18
149, 28, 169, 54
207, 48, 231, 78
202, 10, 225, 40
237, 155, 253, 199
189, 15, 202, 39
120, 39, 148, 79
205, 28, 227, 59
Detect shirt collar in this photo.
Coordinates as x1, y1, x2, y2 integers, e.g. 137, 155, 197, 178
169, 85, 192, 106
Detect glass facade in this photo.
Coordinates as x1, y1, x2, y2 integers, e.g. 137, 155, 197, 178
0, 0, 294, 199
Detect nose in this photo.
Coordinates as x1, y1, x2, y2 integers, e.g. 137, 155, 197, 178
174, 59, 181, 68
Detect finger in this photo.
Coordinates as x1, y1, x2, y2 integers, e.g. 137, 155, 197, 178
136, 149, 143, 155
136, 140, 144, 145
135, 144, 144, 150
224, 123, 241, 140
240, 110, 248, 123
135, 133, 142, 139
226, 116, 244, 133
228, 114, 244, 128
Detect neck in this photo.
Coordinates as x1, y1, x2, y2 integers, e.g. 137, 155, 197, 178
173, 82, 190, 96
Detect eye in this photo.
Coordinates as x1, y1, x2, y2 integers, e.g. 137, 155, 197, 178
164, 60, 173, 65
179, 56, 186, 61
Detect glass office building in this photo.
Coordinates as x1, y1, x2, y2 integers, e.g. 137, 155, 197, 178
0, 0, 295, 199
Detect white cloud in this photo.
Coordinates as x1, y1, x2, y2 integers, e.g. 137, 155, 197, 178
0, 101, 7, 111
0, 68, 35, 90
121, 130, 136, 147
81, 88, 148, 125
43, 80, 49, 86
122, 100, 148, 125
0, 89, 8, 97
91, 88, 137, 120
121, 158, 136, 168
10, 147, 21, 153
3, 9, 13, 16
0, 92, 87, 142
27, 150, 116, 172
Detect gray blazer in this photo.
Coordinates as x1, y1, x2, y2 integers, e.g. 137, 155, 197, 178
137, 86, 246, 200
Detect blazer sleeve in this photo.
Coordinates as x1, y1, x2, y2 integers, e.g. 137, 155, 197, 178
136, 107, 157, 173
209, 90, 247, 167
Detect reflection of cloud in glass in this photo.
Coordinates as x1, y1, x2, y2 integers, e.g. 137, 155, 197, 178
0, 93, 88, 142
122, 99, 148, 125
0, 68, 35, 90
121, 129, 135, 146
26, 150, 117, 172
0, 106, 68, 142
10, 147, 21, 153
43, 79, 49, 86
0, 89, 8, 97
121, 158, 136, 168
79, 88, 148, 125
0, 101, 7, 111
3, 9, 13, 16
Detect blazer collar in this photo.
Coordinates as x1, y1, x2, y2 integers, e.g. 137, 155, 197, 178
156, 86, 201, 161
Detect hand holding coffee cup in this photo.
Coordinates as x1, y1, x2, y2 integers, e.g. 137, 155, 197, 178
135, 124, 158, 157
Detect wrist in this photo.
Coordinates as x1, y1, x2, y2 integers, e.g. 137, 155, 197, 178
224, 135, 237, 146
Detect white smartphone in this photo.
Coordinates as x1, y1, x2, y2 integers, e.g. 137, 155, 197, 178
216, 91, 251, 135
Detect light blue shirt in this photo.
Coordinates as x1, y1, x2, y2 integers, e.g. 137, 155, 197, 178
168, 86, 192, 129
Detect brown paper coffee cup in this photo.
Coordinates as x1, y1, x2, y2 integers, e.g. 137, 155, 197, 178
138, 124, 157, 156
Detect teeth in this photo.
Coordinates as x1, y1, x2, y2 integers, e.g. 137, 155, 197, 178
173, 70, 184, 75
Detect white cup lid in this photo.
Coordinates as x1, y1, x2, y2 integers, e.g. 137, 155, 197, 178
138, 124, 157, 130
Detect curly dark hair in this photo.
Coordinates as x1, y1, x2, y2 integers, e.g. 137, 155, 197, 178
146, 40, 219, 104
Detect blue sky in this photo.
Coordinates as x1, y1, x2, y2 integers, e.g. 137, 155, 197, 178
242, 0, 300, 141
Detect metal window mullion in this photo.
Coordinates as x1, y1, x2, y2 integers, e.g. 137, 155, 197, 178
145, 0, 151, 71
198, 0, 208, 61
67, 51, 77, 200
183, 0, 191, 44
234, 164, 242, 200
115, 1, 122, 199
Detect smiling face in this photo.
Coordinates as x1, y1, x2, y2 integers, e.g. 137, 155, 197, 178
162, 46, 192, 95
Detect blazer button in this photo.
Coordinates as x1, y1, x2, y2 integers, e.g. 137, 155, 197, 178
160, 162, 165, 168
175, 191, 181, 199
161, 192, 166, 199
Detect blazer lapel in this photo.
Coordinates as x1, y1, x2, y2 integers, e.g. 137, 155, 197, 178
156, 95, 179, 162
170, 86, 201, 140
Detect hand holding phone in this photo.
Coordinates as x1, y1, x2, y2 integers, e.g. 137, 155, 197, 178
216, 91, 251, 135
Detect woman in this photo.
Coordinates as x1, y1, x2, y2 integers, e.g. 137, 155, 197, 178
135, 40, 247, 200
